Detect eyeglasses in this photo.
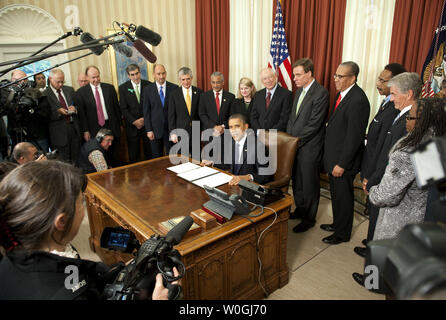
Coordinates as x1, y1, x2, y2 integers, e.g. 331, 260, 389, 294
405, 114, 419, 121
333, 74, 353, 79
377, 77, 390, 84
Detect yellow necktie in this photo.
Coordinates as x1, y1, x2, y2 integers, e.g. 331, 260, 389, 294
186, 90, 192, 115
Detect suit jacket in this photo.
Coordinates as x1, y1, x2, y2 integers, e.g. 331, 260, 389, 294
366, 109, 408, 190
168, 86, 203, 136
76, 83, 122, 138
360, 100, 398, 180
286, 80, 329, 162
250, 85, 293, 132
43, 85, 81, 147
216, 130, 272, 185
230, 98, 253, 124
119, 79, 151, 137
198, 90, 235, 130
323, 84, 370, 175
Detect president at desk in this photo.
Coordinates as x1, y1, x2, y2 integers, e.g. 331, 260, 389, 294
84, 154, 292, 299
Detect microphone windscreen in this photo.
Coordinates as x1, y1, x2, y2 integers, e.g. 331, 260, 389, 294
165, 216, 193, 246
133, 40, 157, 63
112, 42, 133, 58
135, 25, 161, 46
80, 32, 104, 56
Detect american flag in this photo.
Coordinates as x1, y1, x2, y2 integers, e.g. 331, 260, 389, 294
268, 0, 292, 90
421, 0, 446, 97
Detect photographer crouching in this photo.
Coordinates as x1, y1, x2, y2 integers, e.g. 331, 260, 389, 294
0, 161, 177, 299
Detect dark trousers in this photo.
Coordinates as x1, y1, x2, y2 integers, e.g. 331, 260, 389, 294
328, 173, 355, 239
366, 201, 380, 241
150, 130, 172, 158
54, 124, 81, 164
292, 152, 320, 224
127, 129, 152, 163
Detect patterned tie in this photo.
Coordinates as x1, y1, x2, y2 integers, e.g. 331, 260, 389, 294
186, 89, 192, 115
215, 92, 220, 115
266, 91, 271, 109
135, 85, 140, 103
159, 86, 165, 107
57, 89, 70, 123
95, 86, 106, 127
295, 90, 306, 116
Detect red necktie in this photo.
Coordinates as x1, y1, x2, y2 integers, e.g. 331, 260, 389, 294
95, 86, 106, 127
334, 94, 342, 112
215, 91, 220, 115
57, 89, 70, 123
266, 92, 271, 109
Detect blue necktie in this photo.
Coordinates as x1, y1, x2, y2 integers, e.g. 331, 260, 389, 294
159, 86, 165, 107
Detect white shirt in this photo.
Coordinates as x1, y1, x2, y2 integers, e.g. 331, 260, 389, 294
266, 83, 278, 99
235, 132, 247, 165
339, 83, 355, 101
213, 90, 223, 106
302, 79, 315, 93
90, 83, 109, 120
393, 104, 412, 124
131, 81, 141, 97
182, 86, 192, 103
156, 81, 166, 97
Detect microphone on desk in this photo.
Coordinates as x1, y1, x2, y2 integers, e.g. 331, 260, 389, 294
165, 216, 193, 245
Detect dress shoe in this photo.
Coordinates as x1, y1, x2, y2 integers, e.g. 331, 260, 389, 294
322, 234, 349, 245
362, 239, 368, 246
320, 224, 335, 232
352, 272, 365, 286
354, 246, 366, 258
289, 210, 305, 220
292, 221, 315, 233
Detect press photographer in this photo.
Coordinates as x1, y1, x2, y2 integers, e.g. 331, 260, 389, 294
0, 161, 177, 300
1, 69, 50, 152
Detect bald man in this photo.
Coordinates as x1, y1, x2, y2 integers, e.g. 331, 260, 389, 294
12, 142, 45, 164
77, 72, 89, 89
250, 68, 293, 132
43, 68, 81, 162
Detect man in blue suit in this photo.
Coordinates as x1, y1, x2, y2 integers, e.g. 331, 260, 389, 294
142, 64, 177, 158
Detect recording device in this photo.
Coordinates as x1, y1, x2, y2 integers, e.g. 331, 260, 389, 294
115, 22, 159, 63
34, 149, 58, 160
112, 36, 133, 58
80, 32, 105, 56
100, 216, 193, 300
203, 185, 251, 220
238, 179, 285, 206
365, 223, 446, 299
135, 25, 162, 46
0, 80, 41, 118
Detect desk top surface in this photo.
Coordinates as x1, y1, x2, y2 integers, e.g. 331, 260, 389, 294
86, 156, 292, 254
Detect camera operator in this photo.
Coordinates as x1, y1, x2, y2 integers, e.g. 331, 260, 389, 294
7, 69, 50, 152
76, 128, 113, 174
0, 160, 177, 299
11, 141, 46, 164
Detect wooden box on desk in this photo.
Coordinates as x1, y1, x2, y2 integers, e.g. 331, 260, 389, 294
191, 209, 218, 230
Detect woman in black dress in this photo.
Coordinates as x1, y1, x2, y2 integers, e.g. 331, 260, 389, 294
230, 77, 256, 125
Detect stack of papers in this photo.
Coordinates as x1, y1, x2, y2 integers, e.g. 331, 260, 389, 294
167, 162, 232, 188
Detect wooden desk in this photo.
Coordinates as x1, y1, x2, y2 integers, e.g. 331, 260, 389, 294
85, 156, 292, 300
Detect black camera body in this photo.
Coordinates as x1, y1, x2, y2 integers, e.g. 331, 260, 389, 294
34, 149, 58, 160
100, 216, 193, 300
0, 81, 40, 119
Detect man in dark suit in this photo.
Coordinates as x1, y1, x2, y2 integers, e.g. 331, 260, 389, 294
199, 71, 235, 164
43, 68, 81, 163
168, 67, 202, 158
286, 58, 329, 233
202, 113, 272, 186
352, 71, 422, 287
250, 68, 293, 132
322, 61, 370, 245
76, 65, 122, 166
353, 64, 407, 258
142, 64, 177, 158
119, 64, 151, 163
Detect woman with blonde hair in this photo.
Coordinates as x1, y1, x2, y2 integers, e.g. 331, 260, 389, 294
230, 77, 256, 125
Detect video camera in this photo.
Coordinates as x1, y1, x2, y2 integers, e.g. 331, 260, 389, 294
100, 216, 193, 300
365, 223, 446, 299
0, 80, 41, 118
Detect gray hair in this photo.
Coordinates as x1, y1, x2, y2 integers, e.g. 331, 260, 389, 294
387, 72, 422, 99
49, 69, 64, 78
211, 71, 224, 82
178, 67, 193, 78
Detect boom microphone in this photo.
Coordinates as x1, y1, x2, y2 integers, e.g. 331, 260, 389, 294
80, 32, 104, 56
133, 39, 157, 63
135, 25, 162, 46
165, 216, 193, 246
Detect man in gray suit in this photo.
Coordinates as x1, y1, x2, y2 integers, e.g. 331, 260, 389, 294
43, 69, 81, 162
286, 58, 329, 233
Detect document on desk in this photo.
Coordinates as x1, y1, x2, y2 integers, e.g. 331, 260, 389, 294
192, 172, 233, 188
167, 162, 200, 174
177, 166, 219, 182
